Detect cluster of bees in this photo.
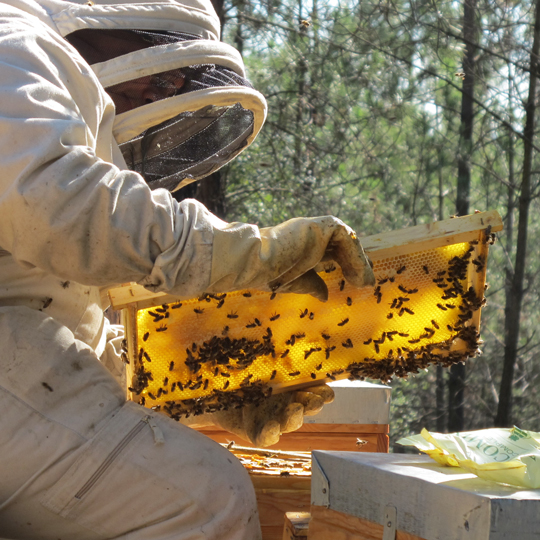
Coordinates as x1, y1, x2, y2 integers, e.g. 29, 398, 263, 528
127, 227, 493, 418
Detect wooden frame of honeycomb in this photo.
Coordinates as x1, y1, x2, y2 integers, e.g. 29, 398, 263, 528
109, 211, 502, 418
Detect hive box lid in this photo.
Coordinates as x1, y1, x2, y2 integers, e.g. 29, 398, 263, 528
304, 381, 391, 425
311, 452, 540, 540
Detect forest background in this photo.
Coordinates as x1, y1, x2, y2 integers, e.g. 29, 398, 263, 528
177, 0, 540, 449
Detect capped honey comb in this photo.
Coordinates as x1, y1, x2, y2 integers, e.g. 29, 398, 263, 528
109, 211, 502, 418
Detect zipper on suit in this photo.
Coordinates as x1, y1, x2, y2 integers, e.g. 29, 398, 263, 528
73, 415, 150, 500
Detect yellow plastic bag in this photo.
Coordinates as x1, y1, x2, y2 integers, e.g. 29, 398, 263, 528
397, 427, 540, 489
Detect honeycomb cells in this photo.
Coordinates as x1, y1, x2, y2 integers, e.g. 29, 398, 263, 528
133, 242, 484, 411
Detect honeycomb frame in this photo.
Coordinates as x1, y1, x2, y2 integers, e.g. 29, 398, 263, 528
109, 211, 502, 418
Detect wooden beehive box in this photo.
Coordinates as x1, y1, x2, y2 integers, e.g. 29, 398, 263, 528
108, 211, 502, 419
197, 380, 391, 453
309, 452, 540, 540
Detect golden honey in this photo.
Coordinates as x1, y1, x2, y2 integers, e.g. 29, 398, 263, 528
128, 238, 489, 417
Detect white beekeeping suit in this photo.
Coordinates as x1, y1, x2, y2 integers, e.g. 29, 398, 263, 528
0, 0, 375, 537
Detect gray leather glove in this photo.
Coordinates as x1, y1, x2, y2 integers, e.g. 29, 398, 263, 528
181, 385, 335, 447
208, 216, 375, 301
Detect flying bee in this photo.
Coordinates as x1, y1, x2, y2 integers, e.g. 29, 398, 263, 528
270, 313, 281, 321
42, 297, 53, 309
227, 311, 239, 319
338, 318, 349, 326
143, 332, 150, 342
42, 382, 53, 392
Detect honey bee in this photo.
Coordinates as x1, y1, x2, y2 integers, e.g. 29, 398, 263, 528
171, 302, 183, 309
338, 318, 349, 326
243, 292, 252, 297
270, 313, 280, 321
169, 361, 175, 371
270, 370, 277, 380
193, 308, 204, 315
346, 297, 352, 306
342, 339, 353, 348
227, 311, 239, 319
321, 332, 331, 340
299, 308, 308, 318
222, 325, 230, 335
143, 332, 150, 342
397, 265, 406, 274
339, 279, 345, 291
288, 371, 301, 377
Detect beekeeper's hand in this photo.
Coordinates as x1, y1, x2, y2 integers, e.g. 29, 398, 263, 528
181, 385, 335, 448
208, 216, 375, 301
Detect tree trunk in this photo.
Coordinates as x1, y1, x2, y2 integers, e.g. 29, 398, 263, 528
495, 0, 540, 427
448, 0, 477, 433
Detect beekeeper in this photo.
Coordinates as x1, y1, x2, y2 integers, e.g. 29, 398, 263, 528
0, 0, 375, 537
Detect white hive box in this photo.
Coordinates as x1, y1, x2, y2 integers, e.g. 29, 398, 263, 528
304, 380, 391, 425
310, 452, 540, 540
